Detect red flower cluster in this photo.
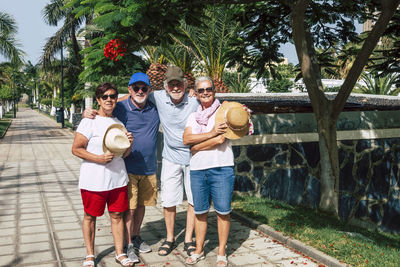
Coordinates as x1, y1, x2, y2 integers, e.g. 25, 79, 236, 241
103, 39, 127, 61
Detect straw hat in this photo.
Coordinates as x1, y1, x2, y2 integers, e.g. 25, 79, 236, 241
102, 124, 130, 157
215, 101, 250, 139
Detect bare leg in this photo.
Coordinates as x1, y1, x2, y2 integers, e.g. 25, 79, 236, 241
82, 212, 96, 262
159, 206, 176, 255
124, 209, 135, 245
193, 212, 208, 254
132, 205, 145, 236
216, 213, 230, 257
184, 204, 195, 242
110, 211, 130, 262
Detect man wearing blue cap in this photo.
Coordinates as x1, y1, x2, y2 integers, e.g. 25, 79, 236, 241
83, 72, 159, 263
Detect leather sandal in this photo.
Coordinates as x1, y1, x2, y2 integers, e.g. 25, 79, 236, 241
183, 241, 196, 256
115, 253, 134, 266
83, 254, 95, 267
216, 254, 228, 267
186, 251, 205, 265
157, 240, 175, 256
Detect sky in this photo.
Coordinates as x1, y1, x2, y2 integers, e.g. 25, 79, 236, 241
0, 1, 308, 66
0, 0, 59, 65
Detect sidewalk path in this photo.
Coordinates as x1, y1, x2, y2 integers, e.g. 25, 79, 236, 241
0, 108, 322, 267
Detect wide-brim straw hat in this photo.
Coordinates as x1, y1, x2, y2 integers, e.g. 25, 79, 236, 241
215, 101, 249, 140
102, 124, 130, 157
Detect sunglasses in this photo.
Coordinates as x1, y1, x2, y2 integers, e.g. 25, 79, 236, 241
196, 87, 214, 94
132, 86, 149, 93
101, 94, 118, 100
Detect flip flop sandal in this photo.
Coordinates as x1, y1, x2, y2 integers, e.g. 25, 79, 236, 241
183, 241, 196, 256
185, 251, 205, 265
216, 254, 228, 267
83, 254, 95, 267
157, 240, 176, 256
115, 253, 134, 266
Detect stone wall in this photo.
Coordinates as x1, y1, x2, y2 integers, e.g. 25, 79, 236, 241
230, 110, 400, 233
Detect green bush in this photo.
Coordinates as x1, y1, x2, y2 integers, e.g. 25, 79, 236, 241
40, 98, 52, 106
223, 71, 253, 93
53, 97, 62, 108
0, 86, 13, 100
268, 78, 293, 92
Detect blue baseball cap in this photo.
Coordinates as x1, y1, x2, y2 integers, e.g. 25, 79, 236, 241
128, 72, 151, 86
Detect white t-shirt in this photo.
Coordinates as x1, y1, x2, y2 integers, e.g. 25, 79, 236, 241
185, 111, 234, 171
76, 116, 128, 191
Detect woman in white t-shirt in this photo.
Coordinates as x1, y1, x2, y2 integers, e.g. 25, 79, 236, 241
182, 77, 234, 267
72, 82, 134, 267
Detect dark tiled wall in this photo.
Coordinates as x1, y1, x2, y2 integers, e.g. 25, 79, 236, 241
232, 138, 400, 233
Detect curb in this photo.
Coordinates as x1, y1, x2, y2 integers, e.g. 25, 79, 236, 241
0, 118, 12, 139
231, 210, 350, 267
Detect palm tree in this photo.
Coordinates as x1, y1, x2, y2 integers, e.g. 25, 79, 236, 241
172, 6, 239, 92
41, 0, 86, 69
356, 72, 399, 95
0, 62, 13, 87
0, 11, 24, 66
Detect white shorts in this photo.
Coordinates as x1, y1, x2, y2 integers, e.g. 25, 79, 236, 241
160, 158, 193, 207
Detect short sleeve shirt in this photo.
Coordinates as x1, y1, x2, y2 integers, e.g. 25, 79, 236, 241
149, 91, 199, 165
185, 111, 234, 171
113, 97, 160, 175
76, 117, 128, 191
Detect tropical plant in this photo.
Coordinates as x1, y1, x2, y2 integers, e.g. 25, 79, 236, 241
0, 11, 24, 66
142, 46, 168, 90
367, 10, 400, 85
0, 85, 13, 100
356, 72, 399, 95
170, 6, 239, 92
268, 78, 293, 93
41, 0, 87, 69
0, 62, 13, 87
223, 69, 254, 93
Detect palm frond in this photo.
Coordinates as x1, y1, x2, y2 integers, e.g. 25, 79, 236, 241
42, 0, 65, 26
0, 11, 18, 36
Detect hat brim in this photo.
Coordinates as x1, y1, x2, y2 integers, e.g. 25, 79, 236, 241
165, 76, 184, 83
215, 101, 249, 140
102, 123, 129, 157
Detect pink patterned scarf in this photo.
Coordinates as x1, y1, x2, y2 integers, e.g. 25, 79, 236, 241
195, 99, 221, 133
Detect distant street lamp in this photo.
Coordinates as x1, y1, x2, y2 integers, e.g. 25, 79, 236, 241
37, 78, 40, 108
60, 39, 65, 128
13, 69, 16, 118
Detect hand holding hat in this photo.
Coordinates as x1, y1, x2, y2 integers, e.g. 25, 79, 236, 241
102, 124, 132, 158
215, 101, 253, 139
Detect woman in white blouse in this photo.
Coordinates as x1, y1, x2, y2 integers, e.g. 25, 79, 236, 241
72, 82, 134, 267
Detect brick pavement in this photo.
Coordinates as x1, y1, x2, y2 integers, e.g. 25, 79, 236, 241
0, 108, 324, 267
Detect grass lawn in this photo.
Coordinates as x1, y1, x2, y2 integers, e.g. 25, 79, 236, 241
232, 195, 400, 267
0, 109, 14, 137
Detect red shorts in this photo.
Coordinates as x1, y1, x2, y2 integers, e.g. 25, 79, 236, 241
80, 186, 128, 217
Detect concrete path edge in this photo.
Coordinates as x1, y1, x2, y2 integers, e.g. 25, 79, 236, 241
231, 210, 350, 267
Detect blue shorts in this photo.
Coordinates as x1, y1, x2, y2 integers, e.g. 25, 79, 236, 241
190, 166, 235, 215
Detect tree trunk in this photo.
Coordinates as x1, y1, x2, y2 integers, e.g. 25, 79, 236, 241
289, 0, 400, 216
290, 0, 339, 214
317, 112, 340, 214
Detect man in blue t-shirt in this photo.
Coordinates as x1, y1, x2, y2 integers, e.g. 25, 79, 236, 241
83, 73, 159, 263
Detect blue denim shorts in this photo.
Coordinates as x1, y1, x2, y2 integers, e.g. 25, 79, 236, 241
190, 166, 235, 215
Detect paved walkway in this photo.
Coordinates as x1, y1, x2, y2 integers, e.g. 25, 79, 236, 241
0, 108, 323, 267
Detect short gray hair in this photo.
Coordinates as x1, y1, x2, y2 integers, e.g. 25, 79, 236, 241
195, 76, 215, 91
